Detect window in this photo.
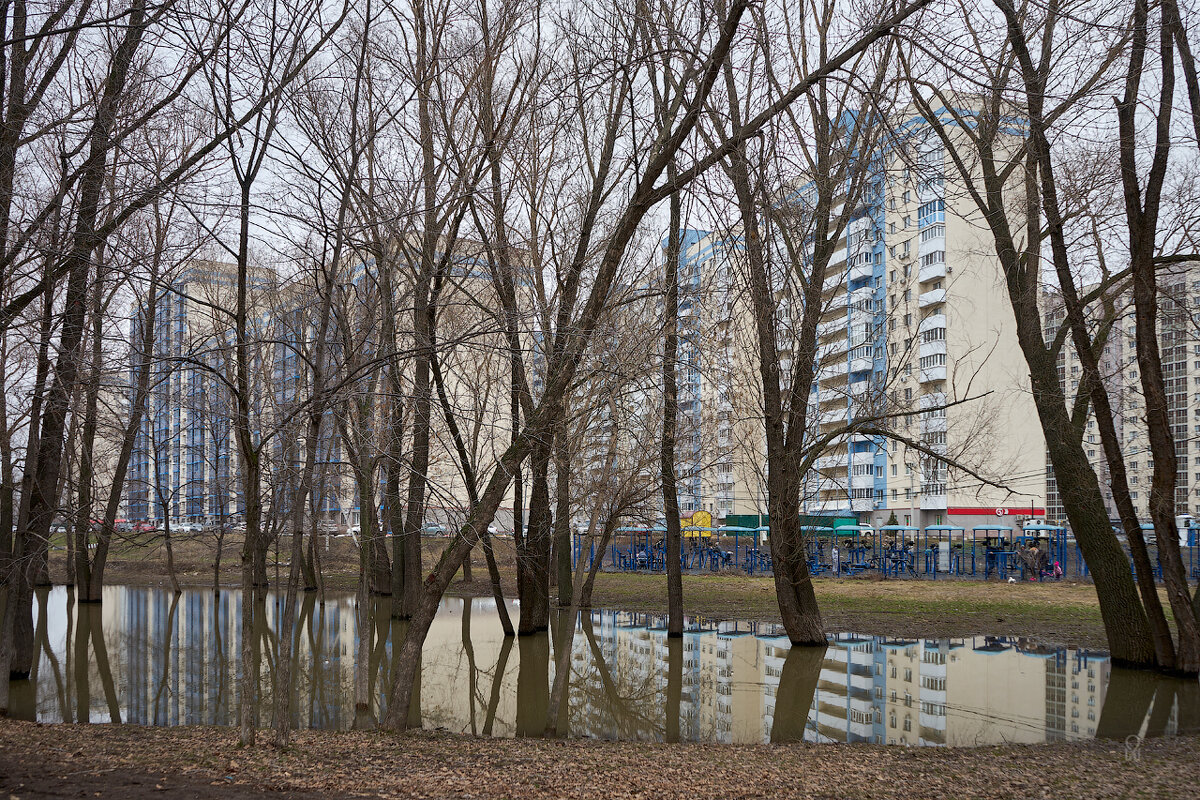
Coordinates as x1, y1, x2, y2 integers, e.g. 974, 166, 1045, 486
890, 222, 897, 234
918, 199, 945, 226
904, 215, 912, 228
920, 353, 947, 369
903, 190, 911, 204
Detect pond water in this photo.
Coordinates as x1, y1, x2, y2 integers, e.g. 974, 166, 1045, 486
10, 585, 1198, 746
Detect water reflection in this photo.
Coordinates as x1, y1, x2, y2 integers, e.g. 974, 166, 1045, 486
17, 585, 1199, 746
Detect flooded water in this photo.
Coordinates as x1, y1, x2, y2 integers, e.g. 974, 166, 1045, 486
10, 585, 1198, 746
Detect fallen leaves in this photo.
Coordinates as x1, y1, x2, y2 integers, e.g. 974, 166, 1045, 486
1, 720, 1197, 800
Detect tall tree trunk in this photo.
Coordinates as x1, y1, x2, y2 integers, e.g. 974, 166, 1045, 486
1117, 0, 1200, 673
520, 439, 553, 634
661, 185, 684, 638
997, 0, 1180, 671
554, 437, 572, 607
10, 0, 150, 677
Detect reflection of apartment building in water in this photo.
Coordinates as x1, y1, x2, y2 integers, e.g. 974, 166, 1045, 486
671, 111, 1047, 529
1043, 262, 1200, 523
572, 612, 1134, 747
32, 593, 1170, 745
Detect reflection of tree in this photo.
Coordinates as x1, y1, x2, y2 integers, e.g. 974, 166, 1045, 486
151, 592, 181, 723
1096, 668, 1157, 739
462, 600, 477, 735
770, 645, 826, 743
482, 634, 514, 737
516, 632, 549, 737
666, 637, 681, 743
567, 613, 662, 741
34, 587, 66, 722
69, 602, 120, 724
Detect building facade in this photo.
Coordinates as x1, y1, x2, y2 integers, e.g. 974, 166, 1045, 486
672, 116, 1048, 530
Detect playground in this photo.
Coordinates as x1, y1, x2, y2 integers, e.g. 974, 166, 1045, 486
579, 517, 1200, 585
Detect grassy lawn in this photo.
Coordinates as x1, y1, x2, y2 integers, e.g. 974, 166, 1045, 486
49, 532, 1129, 645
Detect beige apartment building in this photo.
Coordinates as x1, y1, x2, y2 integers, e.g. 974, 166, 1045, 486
1044, 261, 1200, 525
675, 116, 1047, 531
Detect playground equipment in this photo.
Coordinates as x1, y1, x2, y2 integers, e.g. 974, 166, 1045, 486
1018, 523, 1068, 581
742, 526, 774, 575
682, 526, 728, 570
876, 525, 920, 578
800, 525, 835, 575
922, 525, 965, 577
714, 526, 757, 572
837, 525, 876, 575
612, 526, 666, 571
970, 525, 1016, 579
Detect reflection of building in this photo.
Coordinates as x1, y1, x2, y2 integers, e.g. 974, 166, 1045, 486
28, 591, 1174, 746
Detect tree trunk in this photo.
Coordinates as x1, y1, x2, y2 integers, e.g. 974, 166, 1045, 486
554, 437, 572, 607
11, 0, 150, 676
520, 439, 553, 634
661, 186, 684, 638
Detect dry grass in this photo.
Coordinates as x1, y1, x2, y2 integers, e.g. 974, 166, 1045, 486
47, 532, 1124, 645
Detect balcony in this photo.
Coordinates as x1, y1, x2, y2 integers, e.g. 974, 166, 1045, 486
851, 497, 875, 512
822, 406, 850, 425
817, 319, 846, 338
819, 361, 849, 381
819, 339, 848, 360
919, 340, 947, 360
847, 286, 874, 309
851, 450, 876, 466
816, 478, 848, 494
815, 453, 850, 470
919, 391, 947, 411
918, 313, 946, 334
848, 260, 874, 282
848, 378, 870, 397
918, 288, 946, 308
849, 355, 873, 373
920, 489, 948, 510
919, 365, 947, 383
919, 413, 947, 434
919, 262, 947, 283
850, 473, 875, 490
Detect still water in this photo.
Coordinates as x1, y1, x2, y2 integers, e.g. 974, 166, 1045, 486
11, 585, 1199, 746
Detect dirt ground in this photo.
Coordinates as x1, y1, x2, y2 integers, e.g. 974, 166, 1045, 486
47, 532, 1125, 646
1, 720, 1198, 799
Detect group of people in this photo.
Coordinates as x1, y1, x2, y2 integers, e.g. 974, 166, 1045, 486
1017, 539, 1062, 581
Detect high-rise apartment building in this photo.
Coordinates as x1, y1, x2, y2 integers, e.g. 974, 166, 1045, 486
674, 115, 1048, 529
1044, 262, 1200, 524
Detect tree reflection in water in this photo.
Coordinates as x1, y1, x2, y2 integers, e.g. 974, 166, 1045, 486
13, 585, 1197, 746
